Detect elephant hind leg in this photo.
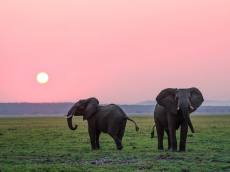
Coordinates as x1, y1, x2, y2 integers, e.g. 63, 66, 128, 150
108, 121, 126, 150
111, 135, 123, 150
114, 124, 126, 150
113, 128, 126, 150
156, 122, 164, 150
179, 122, 188, 152
118, 121, 126, 141
165, 130, 171, 150
88, 127, 97, 150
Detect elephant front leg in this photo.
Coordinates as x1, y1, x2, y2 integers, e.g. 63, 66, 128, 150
95, 131, 101, 150
179, 122, 188, 152
168, 116, 177, 152
165, 130, 171, 150
169, 128, 177, 152
88, 127, 97, 150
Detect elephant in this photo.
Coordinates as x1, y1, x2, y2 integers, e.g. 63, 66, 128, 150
152, 88, 204, 152
66, 97, 139, 150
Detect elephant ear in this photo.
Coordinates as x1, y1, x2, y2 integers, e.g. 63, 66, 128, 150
83, 97, 99, 120
156, 88, 178, 114
189, 87, 204, 112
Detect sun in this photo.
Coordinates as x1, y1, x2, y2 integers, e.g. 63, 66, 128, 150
36, 72, 49, 84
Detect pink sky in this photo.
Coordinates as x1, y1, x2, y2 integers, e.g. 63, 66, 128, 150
0, 0, 230, 103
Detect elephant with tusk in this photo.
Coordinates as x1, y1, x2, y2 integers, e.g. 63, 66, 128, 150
66, 97, 139, 150
152, 87, 204, 152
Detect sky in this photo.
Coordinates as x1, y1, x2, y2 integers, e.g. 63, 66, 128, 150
0, 0, 230, 104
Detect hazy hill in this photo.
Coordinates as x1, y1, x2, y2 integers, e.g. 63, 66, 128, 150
0, 103, 230, 116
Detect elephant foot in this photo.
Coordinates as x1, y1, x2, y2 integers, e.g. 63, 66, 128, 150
179, 148, 186, 152
158, 145, 164, 151
95, 145, 100, 150
179, 145, 186, 152
114, 138, 123, 150
169, 148, 177, 152
158, 146, 164, 151
179, 150, 186, 152
91, 146, 100, 151
117, 145, 123, 150
158, 149, 164, 152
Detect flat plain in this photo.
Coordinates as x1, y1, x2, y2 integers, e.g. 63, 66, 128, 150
0, 115, 230, 172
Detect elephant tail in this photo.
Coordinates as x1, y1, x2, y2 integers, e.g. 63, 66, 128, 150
126, 117, 139, 132
151, 124, 155, 138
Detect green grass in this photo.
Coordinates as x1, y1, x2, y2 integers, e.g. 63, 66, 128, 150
0, 115, 230, 172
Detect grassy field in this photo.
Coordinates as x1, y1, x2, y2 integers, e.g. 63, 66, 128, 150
0, 115, 230, 172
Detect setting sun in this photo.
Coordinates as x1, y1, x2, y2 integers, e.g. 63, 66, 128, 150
36, 72, 49, 84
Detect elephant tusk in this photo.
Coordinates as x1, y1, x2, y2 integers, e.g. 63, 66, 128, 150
66, 109, 76, 119
177, 100, 180, 111
188, 100, 195, 110
66, 115, 72, 119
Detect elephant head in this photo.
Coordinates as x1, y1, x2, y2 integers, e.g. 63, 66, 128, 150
66, 97, 99, 130
156, 87, 204, 133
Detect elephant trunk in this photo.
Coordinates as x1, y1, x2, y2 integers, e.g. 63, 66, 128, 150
67, 116, 78, 130
187, 116, 195, 133
181, 108, 195, 133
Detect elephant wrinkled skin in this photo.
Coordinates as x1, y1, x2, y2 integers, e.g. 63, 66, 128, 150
66, 97, 139, 150
152, 88, 204, 152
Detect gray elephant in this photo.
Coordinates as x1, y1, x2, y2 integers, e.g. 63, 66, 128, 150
66, 97, 139, 150
152, 88, 204, 152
